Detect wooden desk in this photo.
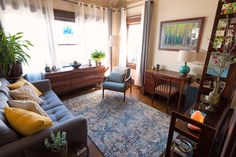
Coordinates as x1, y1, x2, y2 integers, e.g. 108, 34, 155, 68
144, 69, 192, 111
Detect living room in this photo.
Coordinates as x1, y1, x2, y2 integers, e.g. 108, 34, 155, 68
0, 0, 236, 157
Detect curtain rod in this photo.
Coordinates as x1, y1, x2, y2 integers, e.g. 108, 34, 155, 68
62, 0, 127, 10
62, 0, 107, 10
62, 0, 77, 4
126, 4, 143, 9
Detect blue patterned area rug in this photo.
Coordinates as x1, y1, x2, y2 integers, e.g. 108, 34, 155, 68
63, 90, 170, 157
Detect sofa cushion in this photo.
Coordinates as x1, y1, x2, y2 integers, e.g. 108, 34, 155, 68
0, 78, 10, 97
40, 90, 73, 123
4, 107, 53, 136
8, 100, 49, 118
0, 92, 9, 123
9, 84, 43, 104
7, 78, 25, 90
8, 78, 42, 96
0, 119, 19, 146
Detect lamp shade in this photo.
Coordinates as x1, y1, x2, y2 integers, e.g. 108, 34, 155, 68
178, 50, 196, 62
109, 35, 120, 47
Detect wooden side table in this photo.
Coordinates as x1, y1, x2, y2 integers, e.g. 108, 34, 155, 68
165, 102, 230, 157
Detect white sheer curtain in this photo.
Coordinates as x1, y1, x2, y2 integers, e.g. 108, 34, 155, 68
0, 0, 57, 81
119, 8, 127, 67
134, 5, 145, 86
75, 3, 109, 66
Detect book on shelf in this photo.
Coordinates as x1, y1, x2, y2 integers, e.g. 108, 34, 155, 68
171, 135, 196, 157
75, 144, 87, 156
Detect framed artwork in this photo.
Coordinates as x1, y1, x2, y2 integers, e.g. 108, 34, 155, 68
159, 17, 205, 51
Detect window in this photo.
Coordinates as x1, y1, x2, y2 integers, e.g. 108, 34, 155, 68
53, 9, 81, 67
126, 15, 142, 69
54, 20, 80, 66
53, 8, 109, 67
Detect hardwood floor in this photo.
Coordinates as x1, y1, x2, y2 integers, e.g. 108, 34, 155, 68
60, 85, 184, 157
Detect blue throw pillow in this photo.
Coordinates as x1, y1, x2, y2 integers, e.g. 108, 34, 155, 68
108, 72, 126, 83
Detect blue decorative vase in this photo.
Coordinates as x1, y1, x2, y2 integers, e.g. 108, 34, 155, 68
179, 63, 190, 75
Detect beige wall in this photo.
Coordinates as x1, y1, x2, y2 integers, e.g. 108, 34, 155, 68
148, 0, 218, 75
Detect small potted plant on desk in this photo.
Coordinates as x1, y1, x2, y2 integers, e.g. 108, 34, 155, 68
44, 131, 68, 157
91, 50, 106, 66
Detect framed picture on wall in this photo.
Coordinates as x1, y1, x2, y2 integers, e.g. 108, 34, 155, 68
159, 17, 205, 51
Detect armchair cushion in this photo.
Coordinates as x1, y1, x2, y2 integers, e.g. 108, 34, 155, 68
108, 72, 126, 83
113, 67, 131, 79
102, 81, 125, 92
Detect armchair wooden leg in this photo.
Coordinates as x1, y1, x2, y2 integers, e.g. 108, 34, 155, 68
124, 91, 126, 102
130, 85, 132, 94
102, 89, 104, 99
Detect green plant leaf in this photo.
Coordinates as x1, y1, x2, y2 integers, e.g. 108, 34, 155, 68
0, 28, 32, 76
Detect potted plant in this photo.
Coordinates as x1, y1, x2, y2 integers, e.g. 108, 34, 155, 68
44, 131, 68, 157
0, 29, 33, 77
91, 50, 106, 66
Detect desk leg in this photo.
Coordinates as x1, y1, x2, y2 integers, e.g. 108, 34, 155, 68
177, 81, 184, 111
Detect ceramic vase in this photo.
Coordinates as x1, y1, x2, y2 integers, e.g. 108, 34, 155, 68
205, 77, 221, 112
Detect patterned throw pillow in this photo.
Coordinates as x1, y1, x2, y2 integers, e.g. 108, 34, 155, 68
7, 78, 25, 90
8, 78, 42, 96
8, 100, 49, 118
4, 107, 53, 136
9, 84, 43, 104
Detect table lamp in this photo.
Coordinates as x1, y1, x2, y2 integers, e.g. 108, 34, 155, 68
178, 50, 196, 75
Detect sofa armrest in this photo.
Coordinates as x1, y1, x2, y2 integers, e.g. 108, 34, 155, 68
31, 79, 52, 92
0, 117, 87, 157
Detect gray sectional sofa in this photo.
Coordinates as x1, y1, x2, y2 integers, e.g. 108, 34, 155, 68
0, 78, 87, 157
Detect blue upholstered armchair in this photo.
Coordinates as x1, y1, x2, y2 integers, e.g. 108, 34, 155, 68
102, 67, 132, 102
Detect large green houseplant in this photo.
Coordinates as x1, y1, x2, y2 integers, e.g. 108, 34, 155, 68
91, 50, 106, 65
0, 29, 32, 77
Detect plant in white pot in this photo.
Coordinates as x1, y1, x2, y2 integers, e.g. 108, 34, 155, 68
91, 50, 106, 66
0, 29, 33, 77
44, 131, 68, 157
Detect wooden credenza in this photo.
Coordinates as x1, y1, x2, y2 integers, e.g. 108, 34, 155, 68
45, 65, 108, 95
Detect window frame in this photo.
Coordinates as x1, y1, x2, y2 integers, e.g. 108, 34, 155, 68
126, 15, 141, 70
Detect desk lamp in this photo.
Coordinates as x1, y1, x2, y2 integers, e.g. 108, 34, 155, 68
178, 50, 196, 75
